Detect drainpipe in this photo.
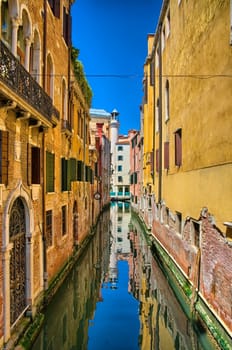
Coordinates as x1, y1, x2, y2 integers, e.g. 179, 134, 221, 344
158, 25, 163, 204
42, 0, 48, 290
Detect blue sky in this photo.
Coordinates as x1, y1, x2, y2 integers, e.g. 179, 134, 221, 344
72, 0, 163, 135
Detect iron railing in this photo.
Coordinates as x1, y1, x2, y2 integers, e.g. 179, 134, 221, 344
0, 40, 59, 122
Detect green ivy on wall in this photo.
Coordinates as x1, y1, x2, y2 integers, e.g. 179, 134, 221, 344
71, 47, 93, 107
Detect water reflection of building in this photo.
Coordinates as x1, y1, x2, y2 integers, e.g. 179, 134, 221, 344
32, 210, 110, 350
128, 219, 218, 350
105, 202, 131, 289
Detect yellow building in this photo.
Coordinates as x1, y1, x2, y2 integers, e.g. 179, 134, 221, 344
0, 0, 100, 346
141, 0, 232, 338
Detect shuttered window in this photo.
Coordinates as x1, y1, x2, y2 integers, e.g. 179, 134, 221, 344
31, 146, 40, 184
46, 151, 54, 192
0, 130, 8, 185
164, 142, 169, 169
175, 129, 182, 166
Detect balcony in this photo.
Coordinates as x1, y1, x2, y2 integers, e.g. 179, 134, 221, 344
61, 119, 72, 135
0, 40, 59, 125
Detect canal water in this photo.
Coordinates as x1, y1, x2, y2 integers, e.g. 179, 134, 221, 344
31, 202, 218, 350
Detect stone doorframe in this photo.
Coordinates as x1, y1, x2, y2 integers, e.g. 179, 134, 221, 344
2, 180, 34, 342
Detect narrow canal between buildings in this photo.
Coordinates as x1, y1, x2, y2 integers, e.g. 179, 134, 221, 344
31, 202, 218, 350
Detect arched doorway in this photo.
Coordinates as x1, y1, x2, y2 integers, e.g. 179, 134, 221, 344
9, 197, 26, 325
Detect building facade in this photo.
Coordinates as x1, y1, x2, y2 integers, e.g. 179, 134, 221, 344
0, 0, 106, 346
140, 0, 232, 340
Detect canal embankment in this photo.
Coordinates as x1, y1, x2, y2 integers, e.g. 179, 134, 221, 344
7, 204, 110, 350
131, 208, 232, 350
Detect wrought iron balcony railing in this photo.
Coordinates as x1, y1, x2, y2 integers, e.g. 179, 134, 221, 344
0, 40, 59, 122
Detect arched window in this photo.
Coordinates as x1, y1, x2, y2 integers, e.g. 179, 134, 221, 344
62, 78, 67, 120
46, 54, 54, 99
31, 29, 41, 83
17, 8, 31, 68
1, 0, 11, 45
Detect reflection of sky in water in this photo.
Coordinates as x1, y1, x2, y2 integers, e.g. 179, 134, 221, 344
88, 260, 139, 350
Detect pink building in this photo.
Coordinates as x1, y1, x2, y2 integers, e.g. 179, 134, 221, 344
129, 131, 141, 210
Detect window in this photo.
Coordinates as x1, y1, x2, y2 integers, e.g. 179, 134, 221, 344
61, 158, 68, 191
176, 212, 182, 234
46, 151, 54, 192
230, 0, 232, 45
46, 54, 54, 99
165, 80, 170, 121
143, 74, 148, 104
48, 0, 60, 18
118, 165, 122, 172
155, 149, 159, 172
118, 176, 123, 182
77, 160, 84, 181
174, 129, 182, 166
192, 221, 200, 247
118, 155, 123, 161
155, 98, 159, 132
31, 147, 40, 184
1, 0, 11, 44
62, 205, 67, 236
150, 58, 155, 86
165, 207, 169, 225
62, 79, 67, 120
166, 9, 170, 38
46, 210, 53, 248
117, 227, 122, 232
0, 130, 8, 185
162, 26, 165, 51
164, 142, 169, 169
118, 146, 123, 151
63, 7, 71, 45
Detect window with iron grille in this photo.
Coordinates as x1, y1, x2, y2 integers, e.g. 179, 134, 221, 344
46, 210, 53, 248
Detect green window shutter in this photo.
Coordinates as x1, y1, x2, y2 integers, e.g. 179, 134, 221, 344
46, 152, 54, 192
61, 158, 68, 191
70, 158, 77, 181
